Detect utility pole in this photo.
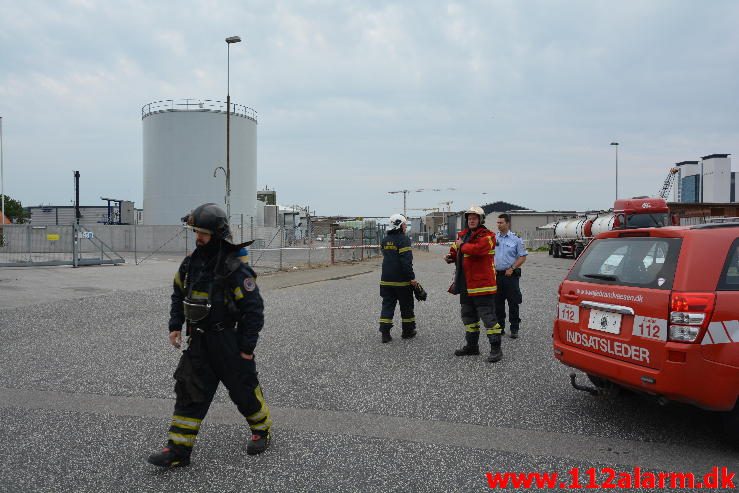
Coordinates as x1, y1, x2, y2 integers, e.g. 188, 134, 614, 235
74, 171, 80, 225
0, 117, 4, 225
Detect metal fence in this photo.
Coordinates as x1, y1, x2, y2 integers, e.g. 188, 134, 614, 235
0, 222, 386, 270
0, 224, 125, 267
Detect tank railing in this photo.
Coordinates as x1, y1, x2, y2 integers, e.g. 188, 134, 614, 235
141, 99, 257, 121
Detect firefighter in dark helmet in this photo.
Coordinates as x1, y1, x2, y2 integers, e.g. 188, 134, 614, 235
147, 203, 272, 468
378, 213, 418, 343
445, 205, 503, 362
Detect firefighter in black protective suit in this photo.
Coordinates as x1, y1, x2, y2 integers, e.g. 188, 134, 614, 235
378, 213, 418, 343
147, 203, 272, 468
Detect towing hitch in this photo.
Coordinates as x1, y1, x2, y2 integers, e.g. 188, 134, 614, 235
569, 372, 600, 396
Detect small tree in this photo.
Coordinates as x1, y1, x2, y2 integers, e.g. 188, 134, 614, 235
1, 194, 30, 224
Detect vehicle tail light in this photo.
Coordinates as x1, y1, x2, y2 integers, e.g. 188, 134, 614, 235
668, 292, 715, 343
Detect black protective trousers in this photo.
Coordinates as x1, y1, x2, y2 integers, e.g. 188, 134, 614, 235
494, 274, 522, 332
166, 326, 271, 452
460, 293, 501, 347
379, 285, 416, 334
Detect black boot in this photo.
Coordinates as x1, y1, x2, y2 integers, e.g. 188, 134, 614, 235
401, 328, 417, 339
381, 331, 392, 343
455, 330, 480, 356
487, 334, 503, 363
247, 431, 271, 455
454, 345, 480, 356
147, 445, 191, 468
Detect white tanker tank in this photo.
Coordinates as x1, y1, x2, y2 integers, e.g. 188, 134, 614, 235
589, 212, 617, 237
553, 217, 589, 240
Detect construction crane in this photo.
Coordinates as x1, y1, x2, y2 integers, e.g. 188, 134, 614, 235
439, 201, 454, 212
657, 167, 680, 199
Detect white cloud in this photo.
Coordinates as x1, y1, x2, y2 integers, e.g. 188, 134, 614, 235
0, 0, 738, 214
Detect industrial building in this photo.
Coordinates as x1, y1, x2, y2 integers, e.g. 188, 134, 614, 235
672, 154, 738, 203
141, 99, 258, 225
27, 203, 141, 226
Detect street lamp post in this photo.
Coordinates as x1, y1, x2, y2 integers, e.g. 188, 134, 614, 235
0, 117, 4, 225
225, 35, 242, 222
610, 142, 619, 201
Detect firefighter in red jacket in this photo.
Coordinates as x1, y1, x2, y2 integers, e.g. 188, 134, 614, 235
445, 205, 503, 362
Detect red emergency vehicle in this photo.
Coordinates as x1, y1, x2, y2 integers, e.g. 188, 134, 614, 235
553, 223, 739, 442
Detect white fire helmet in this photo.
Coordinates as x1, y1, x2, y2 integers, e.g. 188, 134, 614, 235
464, 205, 485, 225
388, 213, 407, 231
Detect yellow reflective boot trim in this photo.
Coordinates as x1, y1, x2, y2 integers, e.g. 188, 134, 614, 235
247, 386, 272, 432
190, 290, 209, 299
380, 281, 411, 287
168, 432, 196, 446
233, 286, 244, 301
379, 318, 393, 324
401, 317, 415, 323
465, 322, 480, 333
171, 415, 202, 431
398, 246, 412, 253
486, 323, 502, 335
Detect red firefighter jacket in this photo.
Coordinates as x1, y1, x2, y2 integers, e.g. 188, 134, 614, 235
448, 227, 497, 296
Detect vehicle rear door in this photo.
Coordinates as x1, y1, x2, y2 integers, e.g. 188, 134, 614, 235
557, 235, 682, 370
702, 237, 739, 368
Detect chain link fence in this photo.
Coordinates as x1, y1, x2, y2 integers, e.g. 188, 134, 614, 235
0, 224, 125, 267
0, 221, 387, 270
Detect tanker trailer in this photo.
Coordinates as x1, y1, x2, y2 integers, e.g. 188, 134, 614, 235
549, 216, 592, 258
549, 197, 671, 259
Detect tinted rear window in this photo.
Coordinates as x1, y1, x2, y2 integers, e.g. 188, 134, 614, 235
718, 239, 739, 291
568, 237, 681, 290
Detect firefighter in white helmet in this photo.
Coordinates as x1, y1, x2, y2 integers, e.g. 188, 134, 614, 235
445, 205, 503, 362
378, 213, 418, 343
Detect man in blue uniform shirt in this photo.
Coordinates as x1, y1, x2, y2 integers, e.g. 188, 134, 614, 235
494, 213, 527, 339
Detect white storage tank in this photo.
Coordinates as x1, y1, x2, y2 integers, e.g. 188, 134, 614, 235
142, 99, 257, 225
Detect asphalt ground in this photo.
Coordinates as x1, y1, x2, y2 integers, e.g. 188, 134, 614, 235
0, 247, 737, 492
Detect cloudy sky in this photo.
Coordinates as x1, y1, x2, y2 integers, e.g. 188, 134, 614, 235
1, 0, 738, 217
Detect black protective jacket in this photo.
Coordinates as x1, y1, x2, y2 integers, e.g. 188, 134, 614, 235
169, 243, 264, 355
380, 230, 415, 285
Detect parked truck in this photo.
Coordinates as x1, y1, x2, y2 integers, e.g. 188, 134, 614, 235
549, 197, 671, 259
